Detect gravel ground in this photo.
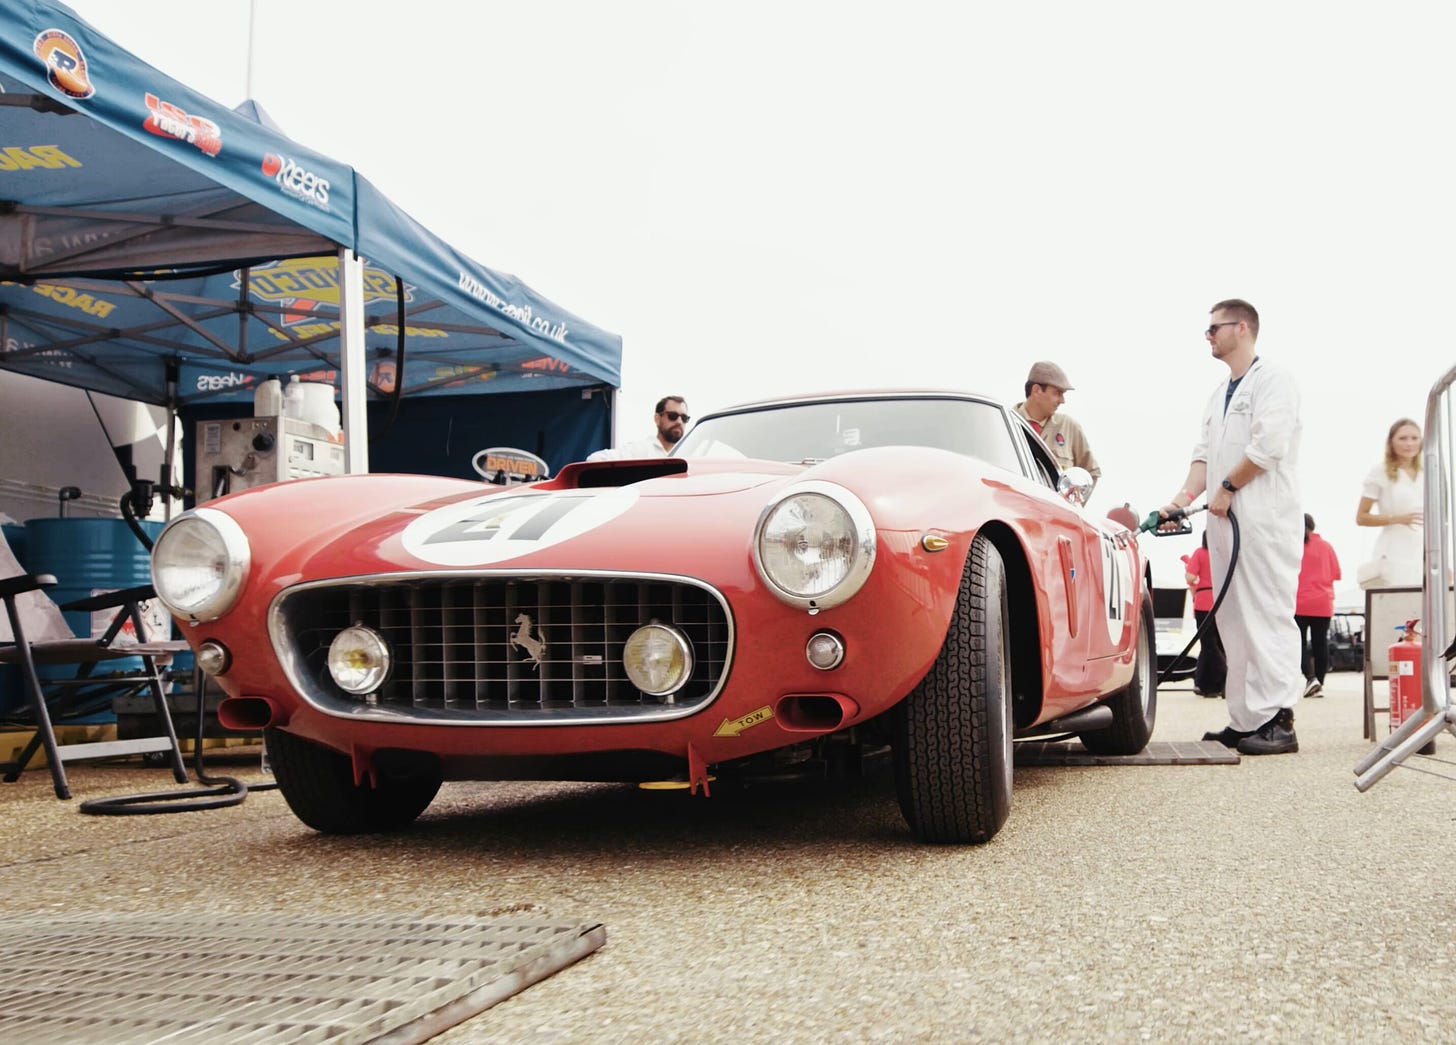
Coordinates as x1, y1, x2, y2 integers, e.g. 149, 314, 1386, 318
4, 671, 1456, 1043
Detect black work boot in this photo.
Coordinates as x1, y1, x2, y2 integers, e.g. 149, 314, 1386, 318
1202, 725, 1254, 748
1237, 708, 1298, 755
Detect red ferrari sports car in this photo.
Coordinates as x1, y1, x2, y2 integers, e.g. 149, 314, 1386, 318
151, 391, 1154, 843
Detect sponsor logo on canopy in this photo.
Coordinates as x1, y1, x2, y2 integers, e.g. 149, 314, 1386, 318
0, 145, 83, 172
33, 29, 94, 100
142, 93, 222, 157
261, 152, 330, 211
237, 258, 412, 328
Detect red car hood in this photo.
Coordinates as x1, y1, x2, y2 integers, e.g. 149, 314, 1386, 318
212, 458, 810, 586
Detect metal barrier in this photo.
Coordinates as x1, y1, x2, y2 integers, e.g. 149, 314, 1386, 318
1355, 362, 1456, 790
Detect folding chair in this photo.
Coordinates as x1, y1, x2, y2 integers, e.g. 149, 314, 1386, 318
0, 572, 189, 801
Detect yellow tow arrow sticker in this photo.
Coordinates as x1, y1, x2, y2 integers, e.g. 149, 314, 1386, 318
713, 705, 774, 738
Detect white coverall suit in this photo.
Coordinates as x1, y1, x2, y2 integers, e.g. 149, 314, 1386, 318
1193, 358, 1303, 732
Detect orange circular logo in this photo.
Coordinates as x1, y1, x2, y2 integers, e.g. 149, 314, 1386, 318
33, 29, 94, 100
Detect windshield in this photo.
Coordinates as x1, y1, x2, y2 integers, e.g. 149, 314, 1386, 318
674, 397, 1024, 475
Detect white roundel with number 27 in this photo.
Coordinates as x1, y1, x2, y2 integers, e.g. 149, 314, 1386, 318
401, 488, 640, 566
1099, 533, 1134, 644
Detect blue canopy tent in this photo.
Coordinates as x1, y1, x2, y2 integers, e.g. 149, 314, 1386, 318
0, 0, 621, 483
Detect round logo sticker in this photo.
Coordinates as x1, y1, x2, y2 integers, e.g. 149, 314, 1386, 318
33, 29, 94, 100
401, 487, 639, 567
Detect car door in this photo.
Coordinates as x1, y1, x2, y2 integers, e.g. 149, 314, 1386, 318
1007, 413, 1134, 663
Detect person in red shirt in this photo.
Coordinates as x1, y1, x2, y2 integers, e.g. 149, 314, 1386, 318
1295, 513, 1342, 697
1181, 532, 1226, 698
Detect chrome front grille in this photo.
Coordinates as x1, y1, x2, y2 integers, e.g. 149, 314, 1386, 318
272, 574, 733, 723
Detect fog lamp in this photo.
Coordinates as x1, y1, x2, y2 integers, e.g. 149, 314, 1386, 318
327, 624, 392, 694
623, 623, 693, 697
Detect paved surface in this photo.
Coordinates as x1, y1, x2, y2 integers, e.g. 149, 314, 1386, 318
4, 671, 1456, 1042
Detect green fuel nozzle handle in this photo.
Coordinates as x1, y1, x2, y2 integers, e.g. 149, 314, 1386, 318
1139, 504, 1206, 534
1140, 509, 1174, 533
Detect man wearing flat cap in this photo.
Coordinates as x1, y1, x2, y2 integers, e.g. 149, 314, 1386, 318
1014, 361, 1101, 488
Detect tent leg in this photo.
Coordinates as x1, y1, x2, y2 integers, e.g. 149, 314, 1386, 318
1354, 708, 1455, 792
338, 248, 369, 475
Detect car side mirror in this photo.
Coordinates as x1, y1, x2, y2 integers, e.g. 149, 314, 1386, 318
1058, 466, 1094, 507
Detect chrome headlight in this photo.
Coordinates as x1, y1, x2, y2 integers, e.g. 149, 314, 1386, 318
327, 625, 392, 695
149, 508, 251, 623
753, 481, 876, 611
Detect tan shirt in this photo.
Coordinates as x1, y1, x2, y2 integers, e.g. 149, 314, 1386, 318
1015, 402, 1101, 484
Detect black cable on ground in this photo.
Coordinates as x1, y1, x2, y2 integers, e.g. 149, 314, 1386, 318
65, 425, 270, 813
79, 670, 259, 815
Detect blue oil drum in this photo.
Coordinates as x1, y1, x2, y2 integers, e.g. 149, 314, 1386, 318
22, 517, 165, 723
2, 522, 27, 569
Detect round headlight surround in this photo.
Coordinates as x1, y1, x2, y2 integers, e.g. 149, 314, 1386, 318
327, 625, 392, 695
753, 481, 876, 611
149, 507, 251, 623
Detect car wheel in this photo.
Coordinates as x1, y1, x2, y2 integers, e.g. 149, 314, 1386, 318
1078, 591, 1157, 755
892, 534, 1012, 844
265, 727, 442, 834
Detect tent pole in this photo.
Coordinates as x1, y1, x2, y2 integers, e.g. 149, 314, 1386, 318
164, 358, 179, 520
338, 248, 369, 474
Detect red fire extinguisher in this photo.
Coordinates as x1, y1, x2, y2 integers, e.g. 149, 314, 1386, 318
1389, 618, 1424, 729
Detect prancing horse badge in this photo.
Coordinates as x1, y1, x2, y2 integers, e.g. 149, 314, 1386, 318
511, 613, 546, 670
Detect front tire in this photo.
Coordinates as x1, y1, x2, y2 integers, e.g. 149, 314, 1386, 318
266, 727, 442, 834
893, 535, 1013, 844
1078, 591, 1157, 755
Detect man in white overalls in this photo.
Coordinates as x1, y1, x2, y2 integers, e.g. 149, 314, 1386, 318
1161, 299, 1303, 755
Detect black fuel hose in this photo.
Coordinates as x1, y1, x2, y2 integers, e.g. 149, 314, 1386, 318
1156, 508, 1240, 687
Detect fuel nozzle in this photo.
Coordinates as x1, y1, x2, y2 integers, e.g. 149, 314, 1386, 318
1139, 503, 1207, 536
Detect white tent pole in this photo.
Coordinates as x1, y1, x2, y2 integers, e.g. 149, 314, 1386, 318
338, 248, 369, 474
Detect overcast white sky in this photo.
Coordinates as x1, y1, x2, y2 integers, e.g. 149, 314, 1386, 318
61, 0, 1456, 603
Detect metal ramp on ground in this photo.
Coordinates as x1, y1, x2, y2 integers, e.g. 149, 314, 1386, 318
1015, 740, 1239, 766
3, 911, 604, 1044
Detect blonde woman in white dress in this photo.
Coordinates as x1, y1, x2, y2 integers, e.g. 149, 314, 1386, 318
1355, 418, 1423, 588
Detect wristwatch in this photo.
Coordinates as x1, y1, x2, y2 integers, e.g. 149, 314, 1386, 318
1221, 477, 1240, 493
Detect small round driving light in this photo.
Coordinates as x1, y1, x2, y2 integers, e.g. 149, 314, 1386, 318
327, 625, 392, 694
623, 623, 693, 697
805, 631, 845, 670
195, 640, 231, 677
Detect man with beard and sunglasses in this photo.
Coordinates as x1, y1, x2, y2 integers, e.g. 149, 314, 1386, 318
588, 396, 692, 461
1159, 298, 1304, 756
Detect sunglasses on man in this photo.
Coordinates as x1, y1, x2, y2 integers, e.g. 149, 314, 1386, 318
661, 411, 690, 423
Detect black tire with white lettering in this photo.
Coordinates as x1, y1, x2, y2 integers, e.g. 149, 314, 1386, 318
266, 727, 442, 834
892, 535, 1013, 844
1078, 591, 1156, 755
